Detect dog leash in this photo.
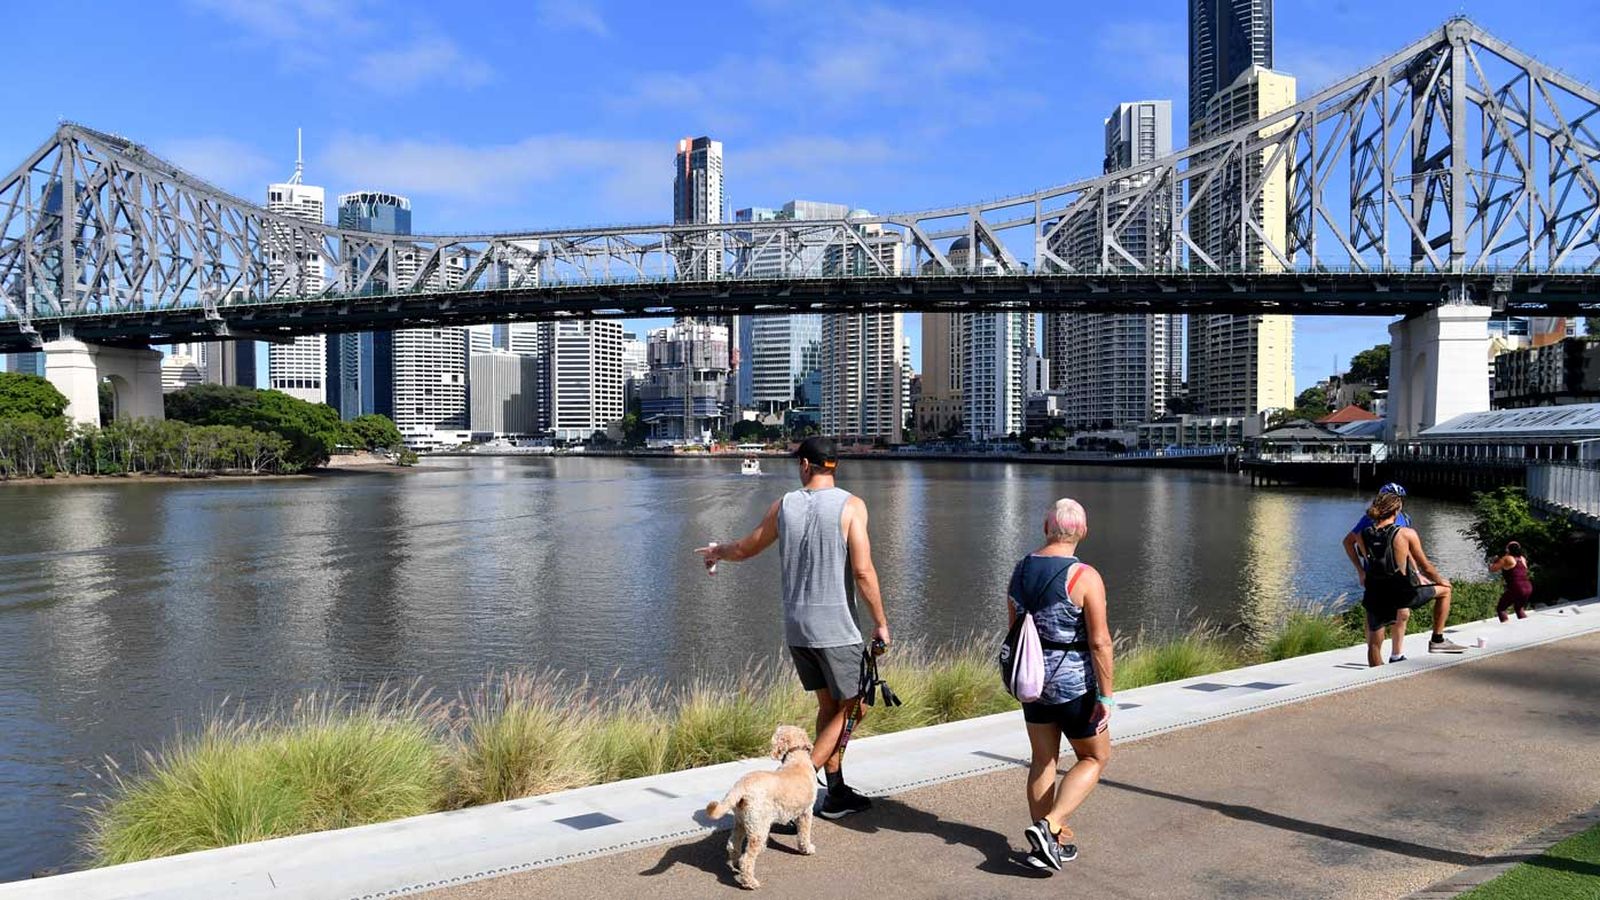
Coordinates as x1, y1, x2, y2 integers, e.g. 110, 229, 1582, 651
831, 640, 902, 767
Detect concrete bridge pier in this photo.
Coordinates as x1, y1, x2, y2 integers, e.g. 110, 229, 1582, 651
1385, 304, 1491, 441
43, 339, 164, 428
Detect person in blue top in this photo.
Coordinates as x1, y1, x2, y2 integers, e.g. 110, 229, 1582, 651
1008, 498, 1114, 873
1343, 483, 1410, 585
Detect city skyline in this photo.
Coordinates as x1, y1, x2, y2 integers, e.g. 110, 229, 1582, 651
2, 1, 1596, 393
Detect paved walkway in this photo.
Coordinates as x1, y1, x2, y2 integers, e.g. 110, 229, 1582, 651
434, 630, 1600, 900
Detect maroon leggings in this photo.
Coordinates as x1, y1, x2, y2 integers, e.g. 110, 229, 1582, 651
1497, 585, 1531, 617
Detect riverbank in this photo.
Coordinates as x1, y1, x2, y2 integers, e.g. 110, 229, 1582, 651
79, 582, 1505, 870
435, 447, 1236, 470
0, 454, 413, 487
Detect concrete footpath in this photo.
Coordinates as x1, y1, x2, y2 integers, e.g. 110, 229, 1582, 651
435, 630, 1600, 900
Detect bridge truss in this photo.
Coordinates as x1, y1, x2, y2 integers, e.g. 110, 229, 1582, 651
2, 18, 1600, 350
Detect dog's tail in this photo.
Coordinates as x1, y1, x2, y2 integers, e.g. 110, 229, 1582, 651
705, 786, 746, 819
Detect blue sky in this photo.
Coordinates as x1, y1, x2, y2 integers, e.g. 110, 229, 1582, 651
5, 0, 1599, 389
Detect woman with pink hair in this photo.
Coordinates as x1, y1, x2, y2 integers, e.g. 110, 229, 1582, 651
1008, 498, 1115, 872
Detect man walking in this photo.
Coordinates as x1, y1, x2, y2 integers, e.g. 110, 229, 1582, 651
696, 436, 890, 819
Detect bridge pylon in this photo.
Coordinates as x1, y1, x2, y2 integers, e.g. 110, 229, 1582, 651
1385, 305, 1491, 441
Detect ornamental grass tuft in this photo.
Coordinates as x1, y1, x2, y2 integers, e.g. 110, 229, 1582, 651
1263, 611, 1361, 661
1118, 623, 1243, 689
88, 691, 445, 866
447, 673, 597, 807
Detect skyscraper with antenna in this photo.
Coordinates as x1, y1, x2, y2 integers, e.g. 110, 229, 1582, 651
265, 128, 328, 404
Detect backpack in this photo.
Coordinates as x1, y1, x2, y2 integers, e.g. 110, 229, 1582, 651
998, 561, 1089, 703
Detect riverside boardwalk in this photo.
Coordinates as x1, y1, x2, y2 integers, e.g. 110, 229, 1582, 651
436, 613, 1600, 900
6, 604, 1599, 899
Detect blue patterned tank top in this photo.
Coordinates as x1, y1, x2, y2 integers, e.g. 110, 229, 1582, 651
1008, 554, 1095, 704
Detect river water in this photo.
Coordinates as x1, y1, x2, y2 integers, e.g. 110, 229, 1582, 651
0, 457, 1479, 879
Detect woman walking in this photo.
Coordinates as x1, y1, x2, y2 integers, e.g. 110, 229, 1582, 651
1008, 498, 1114, 871
1490, 542, 1533, 621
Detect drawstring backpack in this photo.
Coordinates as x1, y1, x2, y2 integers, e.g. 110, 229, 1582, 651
999, 561, 1089, 702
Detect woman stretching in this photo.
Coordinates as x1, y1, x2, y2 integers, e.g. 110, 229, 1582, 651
1490, 541, 1533, 621
1008, 498, 1114, 872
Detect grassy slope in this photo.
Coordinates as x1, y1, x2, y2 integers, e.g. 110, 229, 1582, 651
1460, 821, 1600, 900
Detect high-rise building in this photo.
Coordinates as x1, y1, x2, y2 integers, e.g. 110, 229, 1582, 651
1045, 100, 1184, 430
963, 310, 1036, 441
265, 132, 327, 404
916, 312, 964, 437
815, 218, 906, 442
674, 136, 740, 411
673, 136, 725, 280
548, 320, 624, 442
469, 350, 542, 436
161, 353, 203, 393
467, 325, 496, 356
640, 321, 730, 443
392, 327, 468, 448
5, 352, 44, 377
821, 312, 904, 443
674, 137, 724, 229
1187, 64, 1297, 416
328, 191, 411, 420
1189, 0, 1274, 140
733, 201, 846, 414
622, 331, 650, 409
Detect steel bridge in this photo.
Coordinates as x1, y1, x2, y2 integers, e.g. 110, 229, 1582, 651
3, 17, 1600, 354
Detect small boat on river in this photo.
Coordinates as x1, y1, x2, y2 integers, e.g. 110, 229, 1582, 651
740, 457, 762, 476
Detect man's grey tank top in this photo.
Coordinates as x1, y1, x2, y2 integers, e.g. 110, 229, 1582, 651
777, 486, 862, 648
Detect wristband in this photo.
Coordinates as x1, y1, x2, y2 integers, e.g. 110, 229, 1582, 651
1096, 695, 1116, 708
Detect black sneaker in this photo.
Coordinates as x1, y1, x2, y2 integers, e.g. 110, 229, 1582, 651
1024, 819, 1079, 870
817, 787, 873, 820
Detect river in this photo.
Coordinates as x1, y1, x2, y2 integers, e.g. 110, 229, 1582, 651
0, 456, 1479, 879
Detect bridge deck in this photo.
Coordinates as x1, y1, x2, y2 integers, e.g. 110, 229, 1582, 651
5, 271, 1599, 351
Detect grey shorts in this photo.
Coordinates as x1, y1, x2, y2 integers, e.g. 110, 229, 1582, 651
790, 643, 865, 700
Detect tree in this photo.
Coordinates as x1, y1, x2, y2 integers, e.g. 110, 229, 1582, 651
1352, 388, 1374, 410
620, 412, 648, 447
1586, 317, 1600, 337
0, 373, 69, 420
729, 419, 767, 443
166, 384, 346, 469
348, 414, 403, 451
1346, 344, 1390, 388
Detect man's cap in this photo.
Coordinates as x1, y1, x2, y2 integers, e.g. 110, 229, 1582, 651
793, 436, 838, 469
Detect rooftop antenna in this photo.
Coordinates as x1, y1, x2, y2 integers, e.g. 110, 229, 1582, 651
288, 127, 304, 185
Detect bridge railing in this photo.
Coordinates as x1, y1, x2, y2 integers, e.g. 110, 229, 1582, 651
1527, 463, 1600, 522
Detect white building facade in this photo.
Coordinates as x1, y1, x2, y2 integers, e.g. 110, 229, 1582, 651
265, 142, 328, 405
469, 350, 542, 436
548, 321, 624, 442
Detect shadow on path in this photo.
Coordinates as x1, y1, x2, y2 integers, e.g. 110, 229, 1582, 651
832, 796, 1051, 879
1102, 779, 1496, 868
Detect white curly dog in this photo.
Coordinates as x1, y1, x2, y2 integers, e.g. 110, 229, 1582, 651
704, 725, 819, 889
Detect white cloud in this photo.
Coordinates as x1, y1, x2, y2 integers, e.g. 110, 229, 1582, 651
158, 136, 279, 193
319, 133, 662, 217
352, 38, 492, 93
612, 2, 1024, 125
535, 0, 609, 37
188, 0, 491, 94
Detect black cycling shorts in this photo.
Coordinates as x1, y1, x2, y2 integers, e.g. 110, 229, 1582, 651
1021, 692, 1101, 740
